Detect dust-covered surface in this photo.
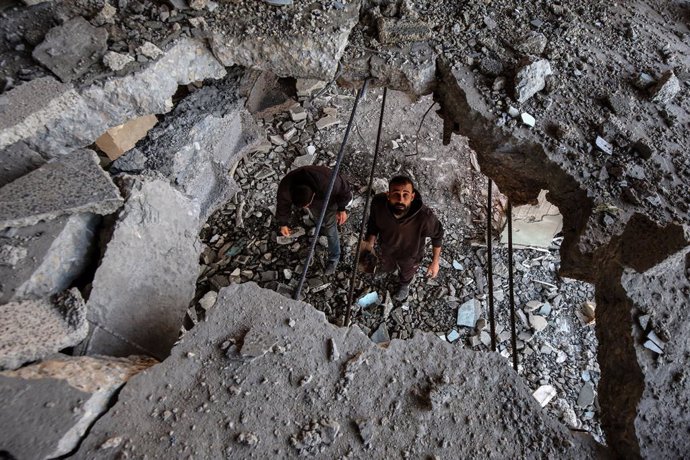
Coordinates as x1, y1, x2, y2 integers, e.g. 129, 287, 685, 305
73, 282, 603, 459
0, 0, 687, 456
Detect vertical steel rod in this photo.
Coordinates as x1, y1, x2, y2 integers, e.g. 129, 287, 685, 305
507, 200, 519, 372
487, 180, 497, 352
293, 79, 370, 301
345, 87, 388, 325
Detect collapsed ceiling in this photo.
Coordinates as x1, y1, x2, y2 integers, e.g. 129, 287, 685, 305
0, 0, 689, 458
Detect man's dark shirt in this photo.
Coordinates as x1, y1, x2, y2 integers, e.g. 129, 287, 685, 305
276, 166, 352, 226
365, 191, 443, 263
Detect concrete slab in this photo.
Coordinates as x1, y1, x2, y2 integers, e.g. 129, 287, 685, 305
0, 288, 87, 370
73, 283, 601, 458
0, 355, 156, 459
0, 142, 46, 187
32, 17, 108, 83
111, 73, 261, 221
209, 0, 359, 80
84, 176, 201, 359
0, 39, 225, 157
0, 213, 99, 303
0, 149, 122, 229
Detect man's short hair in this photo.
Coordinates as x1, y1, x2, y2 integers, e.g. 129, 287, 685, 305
389, 175, 415, 191
291, 185, 314, 207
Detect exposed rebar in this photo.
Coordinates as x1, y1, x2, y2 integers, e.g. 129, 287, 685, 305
507, 200, 519, 372
293, 79, 370, 301
345, 87, 388, 325
487, 179, 497, 352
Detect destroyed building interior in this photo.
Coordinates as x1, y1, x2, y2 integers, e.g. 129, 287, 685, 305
0, 0, 689, 458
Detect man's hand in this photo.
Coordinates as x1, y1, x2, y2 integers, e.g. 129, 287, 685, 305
426, 260, 440, 278
279, 226, 291, 237
336, 211, 348, 225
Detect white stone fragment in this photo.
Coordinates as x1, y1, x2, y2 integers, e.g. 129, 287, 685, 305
533, 384, 557, 407
520, 112, 536, 127
103, 51, 134, 71
447, 329, 460, 342
595, 136, 613, 155
357, 292, 380, 308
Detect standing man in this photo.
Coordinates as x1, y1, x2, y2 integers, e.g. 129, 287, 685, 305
363, 175, 443, 301
276, 165, 352, 275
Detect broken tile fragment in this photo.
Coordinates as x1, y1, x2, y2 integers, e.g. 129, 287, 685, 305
456, 299, 480, 328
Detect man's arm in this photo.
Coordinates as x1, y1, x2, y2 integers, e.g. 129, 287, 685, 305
426, 211, 444, 278
427, 245, 441, 278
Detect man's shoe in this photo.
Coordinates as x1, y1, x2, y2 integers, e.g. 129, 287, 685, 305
393, 283, 410, 301
324, 261, 338, 275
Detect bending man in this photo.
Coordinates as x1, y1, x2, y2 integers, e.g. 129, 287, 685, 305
363, 175, 443, 301
276, 165, 352, 275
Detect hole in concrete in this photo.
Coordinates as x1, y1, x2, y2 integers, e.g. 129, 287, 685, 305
194, 84, 603, 440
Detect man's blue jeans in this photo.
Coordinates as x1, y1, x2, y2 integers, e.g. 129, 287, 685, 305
322, 207, 340, 264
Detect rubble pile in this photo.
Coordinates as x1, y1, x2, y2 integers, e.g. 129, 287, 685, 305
0, 0, 687, 457
195, 84, 603, 438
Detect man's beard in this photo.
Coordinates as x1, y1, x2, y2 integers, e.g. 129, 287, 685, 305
389, 202, 409, 217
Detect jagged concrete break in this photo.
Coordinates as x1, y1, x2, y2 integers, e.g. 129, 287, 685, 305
0, 355, 156, 459
85, 175, 201, 359
209, 0, 360, 81
0, 39, 226, 156
73, 283, 603, 458
0, 213, 99, 303
112, 72, 262, 221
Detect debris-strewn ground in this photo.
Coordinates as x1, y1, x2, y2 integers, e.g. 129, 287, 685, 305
194, 85, 603, 441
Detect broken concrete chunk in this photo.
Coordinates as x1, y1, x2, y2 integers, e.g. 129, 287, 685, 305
576, 382, 596, 408
0, 355, 155, 459
447, 329, 460, 342
84, 176, 201, 359
32, 17, 108, 83
456, 298, 480, 328
0, 213, 98, 304
296, 79, 327, 99
137, 41, 164, 60
529, 314, 548, 332
315, 114, 339, 130
327, 338, 340, 362
0, 142, 46, 187
515, 59, 552, 103
370, 323, 389, 344
520, 112, 536, 127
377, 17, 431, 45
111, 74, 261, 221
291, 419, 340, 455
0, 289, 87, 370
0, 149, 122, 229
649, 70, 680, 105
595, 136, 613, 155
289, 103, 308, 122
533, 384, 557, 407
524, 300, 542, 312
239, 329, 278, 360
103, 51, 134, 71
355, 418, 376, 445
71, 283, 599, 457
198, 290, 218, 311
291, 154, 316, 169
643, 339, 664, 355
515, 31, 548, 55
